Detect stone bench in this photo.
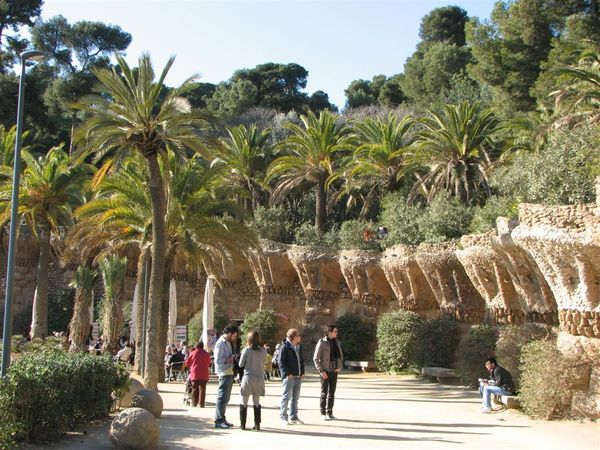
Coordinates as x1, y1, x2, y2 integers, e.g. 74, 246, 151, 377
496, 394, 520, 409
421, 367, 460, 385
344, 361, 377, 372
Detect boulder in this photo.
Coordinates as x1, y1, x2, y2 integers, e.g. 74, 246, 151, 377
120, 377, 145, 408
109, 407, 159, 449
130, 388, 164, 419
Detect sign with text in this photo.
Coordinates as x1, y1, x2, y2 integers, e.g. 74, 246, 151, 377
175, 325, 187, 343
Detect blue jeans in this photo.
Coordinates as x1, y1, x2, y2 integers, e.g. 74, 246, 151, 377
479, 385, 512, 408
215, 375, 234, 423
280, 376, 302, 421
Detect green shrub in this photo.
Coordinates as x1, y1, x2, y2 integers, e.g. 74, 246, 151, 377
417, 193, 473, 243
415, 318, 460, 368
519, 339, 578, 419
48, 288, 75, 334
492, 123, 598, 205
469, 196, 518, 233
187, 310, 202, 344
375, 310, 423, 373
457, 324, 497, 386
240, 309, 279, 347
338, 219, 380, 250
379, 192, 424, 246
495, 324, 550, 389
0, 350, 127, 446
294, 222, 340, 249
252, 206, 294, 243
335, 313, 376, 361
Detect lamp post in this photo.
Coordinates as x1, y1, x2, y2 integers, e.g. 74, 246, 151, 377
1, 50, 46, 377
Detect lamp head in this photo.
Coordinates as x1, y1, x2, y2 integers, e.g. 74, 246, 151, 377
20, 50, 47, 63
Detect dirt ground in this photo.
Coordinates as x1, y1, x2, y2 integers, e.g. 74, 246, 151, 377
32, 372, 599, 450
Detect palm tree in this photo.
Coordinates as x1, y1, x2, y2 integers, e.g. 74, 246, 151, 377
341, 114, 414, 217
0, 145, 91, 338
99, 255, 128, 354
68, 265, 98, 352
552, 49, 600, 125
75, 53, 209, 389
267, 110, 355, 234
212, 124, 271, 214
408, 102, 501, 206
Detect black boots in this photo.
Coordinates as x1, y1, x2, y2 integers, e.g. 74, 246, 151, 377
253, 405, 261, 431
239, 405, 247, 430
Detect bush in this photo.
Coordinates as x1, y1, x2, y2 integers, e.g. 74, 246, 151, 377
519, 339, 578, 419
252, 206, 294, 243
457, 324, 497, 386
338, 219, 380, 251
294, 222, 340, 249
375, 310, 423, 373
469, 196, 518, 233
48, 288, 75, 334
187, 310, 202, 344
0, 350, 128, 446
414, 318, 460, 368
495, 324, 550, 389
417, 193, 473, 243
335, 313, 376, 361
492, 123, 598, 205
240, 309, 279, 347
379, 192, 424, 246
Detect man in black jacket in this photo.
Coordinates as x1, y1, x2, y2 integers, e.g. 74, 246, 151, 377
479, 357, 515, 413
278, 328, 305, 425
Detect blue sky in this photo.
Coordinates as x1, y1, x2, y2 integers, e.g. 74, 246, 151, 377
40, 0, 498, 108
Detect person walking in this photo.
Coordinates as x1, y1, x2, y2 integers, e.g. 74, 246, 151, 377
279, 328, 305, 425
185, 341, 211, 407
214, 324, 239, 429
313, 324, 343, 420
239, 331, 267, 431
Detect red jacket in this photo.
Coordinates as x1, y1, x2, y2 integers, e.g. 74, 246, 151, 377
185, 348, 211, 381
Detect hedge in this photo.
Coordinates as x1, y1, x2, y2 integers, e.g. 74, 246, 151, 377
0, 350, 128, 447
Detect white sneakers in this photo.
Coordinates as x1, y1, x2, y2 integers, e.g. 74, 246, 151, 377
481, 406, 492, 414
289, 418, 304, 425
321, 413, 335, 420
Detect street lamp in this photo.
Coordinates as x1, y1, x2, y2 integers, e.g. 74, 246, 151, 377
1, 50, 47, 377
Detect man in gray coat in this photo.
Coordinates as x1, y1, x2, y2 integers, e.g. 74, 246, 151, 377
313, 324, 343, 420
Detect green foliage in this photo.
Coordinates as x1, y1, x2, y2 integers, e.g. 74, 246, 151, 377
0, 350, 127, 446
493, 123, 599, 204
252, 206, 294, 243
419, 5, 469, 46
414, 318, 460, 368
47, 288, 75, 334
417, 194, 473, 243
496, 324, 551, 389
336, 313, 376, 361
469, 196, 518, 233
240, 309, 279, 347
187, 310, 202, 344
345, 74, 406, 109
375, 310, 423, 373
519, 339, 579, 419
294, 222, 340, 249
457, 324, 497, 386
338, 219, 380, 250
379, 192, 424, 246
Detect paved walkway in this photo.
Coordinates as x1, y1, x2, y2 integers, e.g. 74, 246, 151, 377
36, 372, 598, 450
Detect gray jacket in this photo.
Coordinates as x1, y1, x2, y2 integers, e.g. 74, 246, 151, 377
313, 337, 343, 373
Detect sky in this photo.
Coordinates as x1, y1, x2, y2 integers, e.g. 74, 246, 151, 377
39, 0, 498, 109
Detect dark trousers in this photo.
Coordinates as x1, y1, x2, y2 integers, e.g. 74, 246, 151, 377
191, 380, 208, 407
320, 371, 338, 414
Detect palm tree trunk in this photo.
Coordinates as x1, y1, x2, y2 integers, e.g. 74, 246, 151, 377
69, 286, 92, 352
30, 224, 51, 339
315, 176, 327, 235
144, 152, 168, 390
156, 253, 174, 382
134, 247, 149, 374
102, 268, 125, 355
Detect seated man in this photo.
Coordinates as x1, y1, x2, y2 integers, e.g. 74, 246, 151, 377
479, 357, 515, 413
168, 346, 186, 381
116, 342, 133, 364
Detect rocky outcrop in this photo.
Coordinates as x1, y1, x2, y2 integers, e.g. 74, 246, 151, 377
415, 242, 485, 323
380, 245, 439, 318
